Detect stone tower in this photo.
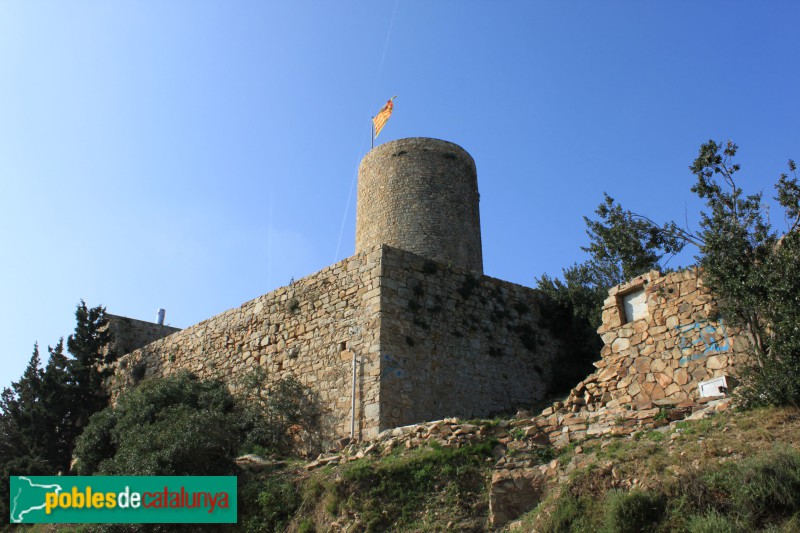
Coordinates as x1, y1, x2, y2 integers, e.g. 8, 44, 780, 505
355, 137, 483, 274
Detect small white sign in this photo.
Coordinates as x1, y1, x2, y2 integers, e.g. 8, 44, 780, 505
698, 376, 729, 397
622, 289, 648, 323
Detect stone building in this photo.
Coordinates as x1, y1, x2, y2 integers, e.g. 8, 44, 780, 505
110, 138, 577, 442
106, 314, 180, 357
109, 138, 747, 444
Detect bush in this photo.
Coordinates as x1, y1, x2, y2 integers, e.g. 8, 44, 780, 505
318, 443, 493, 531
255, 476, 301, 531
75, 369, 322, 477
723, 448, 800, 526
538, 493, 586, 532
74, 372, 240, 476
235, 368, 321, 456
603, 489, 664, 533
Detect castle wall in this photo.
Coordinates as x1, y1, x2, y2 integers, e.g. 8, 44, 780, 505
109, 244, 574, 442
106, 315, 181, 357
109, 247, 386, 442
376, 246, 565, 429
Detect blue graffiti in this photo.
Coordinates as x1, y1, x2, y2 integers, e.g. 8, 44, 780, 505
380, 353, 407, 379
677, 318, 731, 365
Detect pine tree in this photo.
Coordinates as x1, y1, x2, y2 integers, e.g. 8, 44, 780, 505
0, 302, 116, 483
0, 345, 53, 525
41, 339, 73, 473
66, 301, 117, 431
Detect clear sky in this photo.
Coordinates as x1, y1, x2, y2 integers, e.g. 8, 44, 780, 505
2, 2, 799, 390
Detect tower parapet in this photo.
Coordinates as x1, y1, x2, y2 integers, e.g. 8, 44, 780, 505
356, 138, 483, 273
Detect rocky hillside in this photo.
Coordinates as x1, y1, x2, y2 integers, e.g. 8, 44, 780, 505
239, 401, 800, 532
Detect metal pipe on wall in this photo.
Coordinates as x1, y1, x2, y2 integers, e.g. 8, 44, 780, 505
350, 351, 357, 440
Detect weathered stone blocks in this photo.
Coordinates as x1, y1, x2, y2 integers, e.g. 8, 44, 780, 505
110, 245, 570, 444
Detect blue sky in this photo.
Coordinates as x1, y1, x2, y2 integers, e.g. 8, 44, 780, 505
2, 2, 799, 390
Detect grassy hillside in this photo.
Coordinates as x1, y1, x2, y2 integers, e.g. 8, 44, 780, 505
241, 405, 800, 532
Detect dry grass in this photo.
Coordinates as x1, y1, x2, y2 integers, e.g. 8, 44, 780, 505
516, 406, 800, 532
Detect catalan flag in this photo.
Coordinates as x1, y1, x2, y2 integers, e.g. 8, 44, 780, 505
372, 96, 396, 140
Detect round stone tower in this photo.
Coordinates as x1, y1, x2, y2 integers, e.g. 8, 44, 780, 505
356, 137, 483, 274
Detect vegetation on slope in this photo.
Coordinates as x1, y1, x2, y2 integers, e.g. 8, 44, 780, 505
298, 441, 496, 532
240, 405, 800, 532
3, 141, 798, 532
519, 406, 800, 533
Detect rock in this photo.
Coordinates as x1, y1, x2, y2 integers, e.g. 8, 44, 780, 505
612, 337, 631, 353
706, 355, 727, 370
674, 368, 689, 386
235, 454, 281, 472
633, 357, 652, 374
489, 470, 547, 529
655, 372, 673, 388
653, 398, 679, 406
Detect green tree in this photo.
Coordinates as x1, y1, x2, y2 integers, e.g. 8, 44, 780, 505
536, 194, 684, 392
1, 302, 117, 526
0, 344, 70, 525
543, 140, 800, 408
66, 300, 117, 429
688, 141, 800, 407
538, 193, 685, 330
40, 340, 73, 472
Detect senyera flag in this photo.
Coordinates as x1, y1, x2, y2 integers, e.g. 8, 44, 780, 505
372, 96, 396, 140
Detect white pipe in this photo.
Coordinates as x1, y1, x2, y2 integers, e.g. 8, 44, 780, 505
350, 351, 357, 440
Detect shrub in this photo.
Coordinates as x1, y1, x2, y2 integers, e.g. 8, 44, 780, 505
727, 448, 800, 525
74, 372, 240, 476
75, 369, 322, 477
539, 493, 585, 532
324, 443, 493, 531
248, 476, 300, 532
235, 368, 321, 455
603, 489, 665, 533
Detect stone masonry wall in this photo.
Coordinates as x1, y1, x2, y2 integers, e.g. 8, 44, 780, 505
106, 315, 181, 357
377, 246, 566, 430
590, 268, 746, 408
527, 268, 748, 446
109, 244, 573, 442
356, 138, 483, 274
110, 246, 385, 442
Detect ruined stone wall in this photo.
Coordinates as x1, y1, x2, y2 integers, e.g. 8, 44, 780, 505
109, 247, 385, 442
106, 315, 181, 357
526, 268, 748, 447
524, 269, 747, 445
377, 246, 565, 429
590, 269, 746, 408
